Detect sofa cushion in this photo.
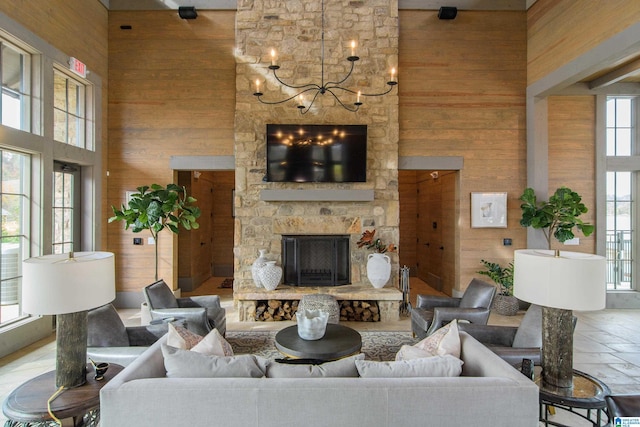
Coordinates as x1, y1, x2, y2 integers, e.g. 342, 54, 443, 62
266, 354, 365, 378
161, 345, 265, 378
355, 355, 463, 378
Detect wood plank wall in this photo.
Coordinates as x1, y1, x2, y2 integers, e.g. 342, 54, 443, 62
528, 0, 640, 85
107, 11, 235, 292
398, 10, 527, 292
548, 96, 596, 254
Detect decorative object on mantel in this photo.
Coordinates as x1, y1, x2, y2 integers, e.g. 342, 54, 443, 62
296, 309, 329, 340
251, 249, 269, 288
358, 229, 397, 288
477, 259, 518, 316
399, 266, 412, 316
252, 0, 397, 114
516, 187, 601, 389
109, 184, 200, 281
258, 261, 282, 291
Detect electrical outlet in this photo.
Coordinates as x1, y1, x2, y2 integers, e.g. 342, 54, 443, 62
503, 238, 512, 246
564, 238, 579, 245
133, 237, 142, 245
148, 237, 156, 245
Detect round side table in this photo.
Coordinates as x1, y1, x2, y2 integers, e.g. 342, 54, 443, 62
3, 363, 123, 427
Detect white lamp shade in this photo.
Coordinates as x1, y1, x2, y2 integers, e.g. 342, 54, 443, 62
514, 249, 606, 311
22, 252, 116, 315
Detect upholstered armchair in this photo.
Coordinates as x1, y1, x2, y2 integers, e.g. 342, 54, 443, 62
458, 304, 542, 366
143, 279, 226, 336
411, 278, 496, 339
87, 303, 168, 366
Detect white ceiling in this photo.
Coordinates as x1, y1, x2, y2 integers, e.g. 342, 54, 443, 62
104, 0, 528, 11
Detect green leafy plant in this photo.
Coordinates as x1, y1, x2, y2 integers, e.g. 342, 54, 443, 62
478, 259, 514, 296
519, 187, 594, 249
109, 184, 201, 280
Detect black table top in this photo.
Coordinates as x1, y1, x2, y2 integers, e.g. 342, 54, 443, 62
275, 323, 362, 361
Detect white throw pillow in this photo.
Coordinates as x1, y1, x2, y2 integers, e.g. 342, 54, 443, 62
191, 328, 234, 356
355, 355, 463, 378
166, 323, 203, 350
397, 319, 460, 361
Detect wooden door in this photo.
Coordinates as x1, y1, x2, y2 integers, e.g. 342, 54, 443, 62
416, 172, 444, 292
194, 176, 215, 284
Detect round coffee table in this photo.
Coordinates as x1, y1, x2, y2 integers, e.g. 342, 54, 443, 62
275, 323, 362, 361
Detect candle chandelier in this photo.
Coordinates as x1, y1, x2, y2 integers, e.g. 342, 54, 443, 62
253, 0, 397, 114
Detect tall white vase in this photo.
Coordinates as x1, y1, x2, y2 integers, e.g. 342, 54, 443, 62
258, 261, 282, 291
251, 249, 268, 288
367, 253, 391, 288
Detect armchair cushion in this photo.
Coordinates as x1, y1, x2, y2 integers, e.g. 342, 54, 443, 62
88, 303, 129, 347
145, 279, 179, 308
459, 278, 497, 309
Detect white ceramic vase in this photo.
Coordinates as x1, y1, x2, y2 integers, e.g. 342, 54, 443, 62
297, 309, 329, 340
258, 261, 282, 291
367, 253, 391, 288
251, 249, 268, 288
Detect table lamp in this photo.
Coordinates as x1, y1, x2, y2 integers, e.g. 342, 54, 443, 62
22, 252, 116, 388
514, 249, 605, 389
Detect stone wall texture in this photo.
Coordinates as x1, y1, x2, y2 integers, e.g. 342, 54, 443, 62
234, 0, 399, 291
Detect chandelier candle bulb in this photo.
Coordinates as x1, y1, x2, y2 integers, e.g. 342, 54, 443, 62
255, 79, 261, 94
351, 40, 356, 57
356, 91, 361, 104
270, 49, 277, 66
390, 68, 397, 83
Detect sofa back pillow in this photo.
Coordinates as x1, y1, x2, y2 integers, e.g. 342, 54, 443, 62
355, 355, 463, 378
162, 344, 265, 378
266, 354, 365, 378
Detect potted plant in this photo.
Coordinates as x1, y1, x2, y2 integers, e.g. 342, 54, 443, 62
357, 229, 397, 288
478, 259, 518, 316
519, 186, 594, 249
109, 183, 201, 281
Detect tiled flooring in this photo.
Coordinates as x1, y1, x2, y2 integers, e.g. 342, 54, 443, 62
1, 277, 639, 426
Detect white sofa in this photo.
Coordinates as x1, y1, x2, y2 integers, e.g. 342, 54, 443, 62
100, 331, 539, 427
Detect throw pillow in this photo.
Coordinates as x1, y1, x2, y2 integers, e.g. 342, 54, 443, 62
191, 328, 234, 356
398, 319, 460, 360
266, 354, 365, 378
166, 323, 203, 350
162, 344, 265, 378
355, 355, 463, 378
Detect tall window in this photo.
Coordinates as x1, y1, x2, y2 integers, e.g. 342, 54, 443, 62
0, 150, 30, 325
52, 163, 79, 254
606, 97, 637, 290
1, 39, 31, 131
53, 70, 86, 148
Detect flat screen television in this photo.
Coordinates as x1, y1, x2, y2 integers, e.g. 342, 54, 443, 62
266, 124, 367, 183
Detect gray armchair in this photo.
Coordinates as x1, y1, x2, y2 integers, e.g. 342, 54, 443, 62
411, 278, 496, 339
143, 279, 226, 336
87, 303, 168, 366
458, 304, 542, 366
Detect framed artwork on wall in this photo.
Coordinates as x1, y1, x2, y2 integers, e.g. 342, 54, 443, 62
471, 192, 507, 228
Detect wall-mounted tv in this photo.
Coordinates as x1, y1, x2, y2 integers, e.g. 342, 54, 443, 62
266, 124, 367, 183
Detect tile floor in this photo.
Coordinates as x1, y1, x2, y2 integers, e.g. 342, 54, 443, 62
1, 277, 639, 426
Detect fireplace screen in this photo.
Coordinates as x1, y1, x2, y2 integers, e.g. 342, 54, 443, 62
282, 235, 350, 286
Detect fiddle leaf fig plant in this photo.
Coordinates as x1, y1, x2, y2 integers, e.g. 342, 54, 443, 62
519, 186, 594, 249
109, 183, 201, 281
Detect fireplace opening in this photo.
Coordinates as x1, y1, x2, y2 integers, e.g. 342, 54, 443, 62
282, 235, 350, 286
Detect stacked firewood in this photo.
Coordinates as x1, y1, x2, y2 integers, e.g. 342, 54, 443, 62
255, 299, 299, 321
339, 300, 380, 322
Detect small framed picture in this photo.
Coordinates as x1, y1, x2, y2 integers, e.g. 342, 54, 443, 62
471, 192, 507, 228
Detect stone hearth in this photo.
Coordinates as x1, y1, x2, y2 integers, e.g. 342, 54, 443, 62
234, 284, 402, 322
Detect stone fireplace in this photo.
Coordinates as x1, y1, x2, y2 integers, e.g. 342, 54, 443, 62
233, 0, 400, 320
